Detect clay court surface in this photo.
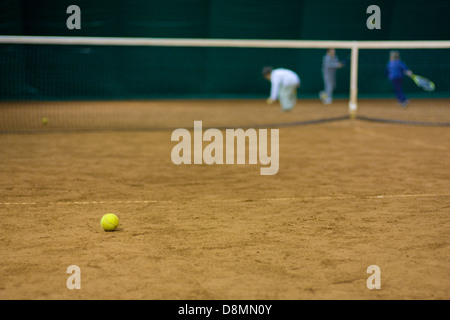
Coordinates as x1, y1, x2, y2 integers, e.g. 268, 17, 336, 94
0, 99, 449, 300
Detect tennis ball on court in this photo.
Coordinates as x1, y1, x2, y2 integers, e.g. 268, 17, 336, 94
101, 213, 119, 231
42, 117, 48, 125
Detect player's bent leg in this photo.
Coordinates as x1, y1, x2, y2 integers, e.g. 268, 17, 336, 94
392, 78, 408, 107
279, 86, 297, 112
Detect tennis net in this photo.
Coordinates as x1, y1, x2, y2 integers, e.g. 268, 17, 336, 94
0, 36, 449, 133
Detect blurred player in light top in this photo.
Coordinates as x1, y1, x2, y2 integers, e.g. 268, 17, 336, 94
262, 66, 300, 112
320, 48, 344, 105
385, 50, 412, 107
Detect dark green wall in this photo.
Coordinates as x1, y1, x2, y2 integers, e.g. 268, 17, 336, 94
3, 0, 449, 40
1, 0, 449, 100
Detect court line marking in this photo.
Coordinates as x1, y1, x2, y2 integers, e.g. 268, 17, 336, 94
0, 194, 448, 206
0, 200, 165, 206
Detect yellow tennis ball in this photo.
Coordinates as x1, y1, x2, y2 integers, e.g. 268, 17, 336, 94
42, 117, 48, 125
101, 213, 119, 231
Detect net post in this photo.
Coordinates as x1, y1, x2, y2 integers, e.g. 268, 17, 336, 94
349, 43, 359, 119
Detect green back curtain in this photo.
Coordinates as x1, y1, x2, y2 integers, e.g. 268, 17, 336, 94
1, 0, 449, 100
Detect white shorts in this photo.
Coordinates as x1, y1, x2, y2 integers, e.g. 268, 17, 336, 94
279, 84, 299, 111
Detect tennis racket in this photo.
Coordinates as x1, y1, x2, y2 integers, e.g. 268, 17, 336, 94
409, 73, 435, 92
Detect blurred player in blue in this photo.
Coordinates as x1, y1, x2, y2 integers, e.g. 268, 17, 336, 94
385, 50, 412, 107
262, 66, 300, 112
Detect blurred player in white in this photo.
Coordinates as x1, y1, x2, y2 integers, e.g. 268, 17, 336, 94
262, 66, 300, 112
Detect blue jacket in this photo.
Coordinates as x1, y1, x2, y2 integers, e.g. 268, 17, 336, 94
386, 60, 408, 80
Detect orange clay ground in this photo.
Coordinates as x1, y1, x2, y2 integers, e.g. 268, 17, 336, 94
0, 99, 449, 299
